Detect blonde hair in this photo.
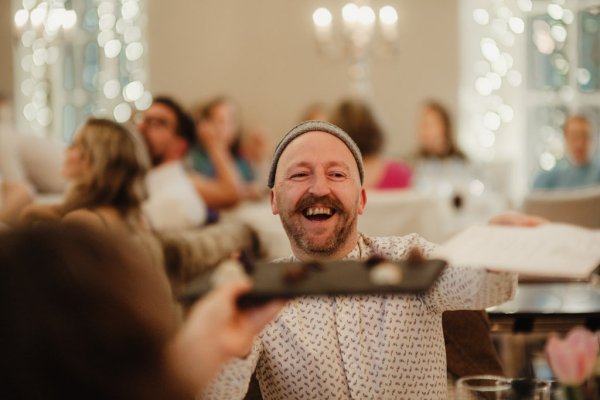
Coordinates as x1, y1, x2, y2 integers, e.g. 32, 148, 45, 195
62, 118, 150, 217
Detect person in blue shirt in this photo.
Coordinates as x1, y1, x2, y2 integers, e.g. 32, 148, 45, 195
189, 97, 254, 183
533, 115, 600, 190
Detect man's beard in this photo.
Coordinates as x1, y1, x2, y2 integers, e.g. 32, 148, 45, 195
278, 194, 357, 257
144, 141, 164, 166
138, 133, 165, 166
150, 153, 165, 166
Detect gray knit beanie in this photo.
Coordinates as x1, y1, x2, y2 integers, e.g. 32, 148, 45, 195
267, 120, 364, 188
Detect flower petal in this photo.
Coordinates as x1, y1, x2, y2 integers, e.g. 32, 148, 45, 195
546, 327, 599, 385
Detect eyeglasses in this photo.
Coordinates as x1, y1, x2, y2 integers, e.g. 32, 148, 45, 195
134, 113, 176, 131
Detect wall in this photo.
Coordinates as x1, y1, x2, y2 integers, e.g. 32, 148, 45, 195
146, 0, 459, 156
0, 1, 458, 154
0, 0, 14, 99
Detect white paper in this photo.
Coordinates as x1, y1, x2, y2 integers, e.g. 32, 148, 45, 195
433, 223, 600, 279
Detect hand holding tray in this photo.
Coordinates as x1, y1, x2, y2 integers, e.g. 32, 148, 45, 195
179, 255, 447, 307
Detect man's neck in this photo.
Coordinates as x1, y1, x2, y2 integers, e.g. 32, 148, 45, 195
151, 159, 182, 170
290, 232, 360, 262
568, 158, 590, 168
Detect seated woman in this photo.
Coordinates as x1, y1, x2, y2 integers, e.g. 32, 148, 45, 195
330, 99, 411, 190
18, 117, 177, 270
416, 100, 466, 161
0, 223, 284, 399
411, 100, 477, 198
189, 97, 268, 200
190, 97, 253, 181
20, 118, 150, 234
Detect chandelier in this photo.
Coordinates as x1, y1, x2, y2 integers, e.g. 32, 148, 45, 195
311, 1, 399, 97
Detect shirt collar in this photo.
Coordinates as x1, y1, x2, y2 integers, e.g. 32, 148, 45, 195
285, 232, 370, 262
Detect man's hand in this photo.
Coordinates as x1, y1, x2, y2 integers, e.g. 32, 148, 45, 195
488, 211, 548, 227
197, 120, 228, 151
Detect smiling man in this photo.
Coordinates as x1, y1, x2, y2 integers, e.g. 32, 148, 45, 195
201, 121, 519, 400
270, 127, 366, 260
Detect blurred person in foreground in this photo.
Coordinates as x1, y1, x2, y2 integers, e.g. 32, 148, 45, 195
199, 121, 542, 400
0, 223, 283, 399
331, 98, 411, 190
533, 114, 600, 190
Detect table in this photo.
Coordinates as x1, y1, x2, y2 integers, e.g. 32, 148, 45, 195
487, 280, 600, 377
487, 280, 600, 334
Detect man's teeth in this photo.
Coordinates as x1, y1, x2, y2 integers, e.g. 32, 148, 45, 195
305, 207, 333, 216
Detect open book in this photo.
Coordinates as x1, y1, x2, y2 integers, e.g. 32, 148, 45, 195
433, 223, 600, 280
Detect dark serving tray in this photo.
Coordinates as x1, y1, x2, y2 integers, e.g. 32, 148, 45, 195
178, 258, 447, 307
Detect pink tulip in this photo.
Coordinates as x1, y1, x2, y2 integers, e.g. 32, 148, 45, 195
545, 327, 599, 386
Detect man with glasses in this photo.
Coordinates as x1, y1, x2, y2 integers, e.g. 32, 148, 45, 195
138, 96, 243, 229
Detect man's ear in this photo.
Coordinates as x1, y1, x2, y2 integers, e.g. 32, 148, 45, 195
357, 187, 367, 215
270, 190, 279, 215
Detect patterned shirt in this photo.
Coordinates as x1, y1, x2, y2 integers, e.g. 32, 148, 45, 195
200, 233, 516, 400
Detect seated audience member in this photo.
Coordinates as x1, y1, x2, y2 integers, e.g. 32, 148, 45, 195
533, 115, 600, 190
0, 223, 284, 399
190, 96, 269, 200
238, 125, 273, 195
18, 118, 169, 267
20, 118, 149, 233
190, 97, 254, 182
330, 98, 411, 189
200, 121, 539, 400
411, 100, 481, 199
416, 100, 465, 161
138, 96, 244, 228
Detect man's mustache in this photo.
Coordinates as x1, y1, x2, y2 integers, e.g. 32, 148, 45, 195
294, 195, 344, 213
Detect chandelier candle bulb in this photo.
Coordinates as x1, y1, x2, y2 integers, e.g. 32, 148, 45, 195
312, 7, 333, 42
379, 5, 398, 42
311, 1, 399, 96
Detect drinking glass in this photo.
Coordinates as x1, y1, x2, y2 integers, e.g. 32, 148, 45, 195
456, 375, 512, 399
455, 375, 551, 399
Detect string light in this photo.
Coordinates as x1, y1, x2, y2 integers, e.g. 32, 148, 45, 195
467, 1, 525, 165
465, 0, 600, 201
13, 0, 149, 139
